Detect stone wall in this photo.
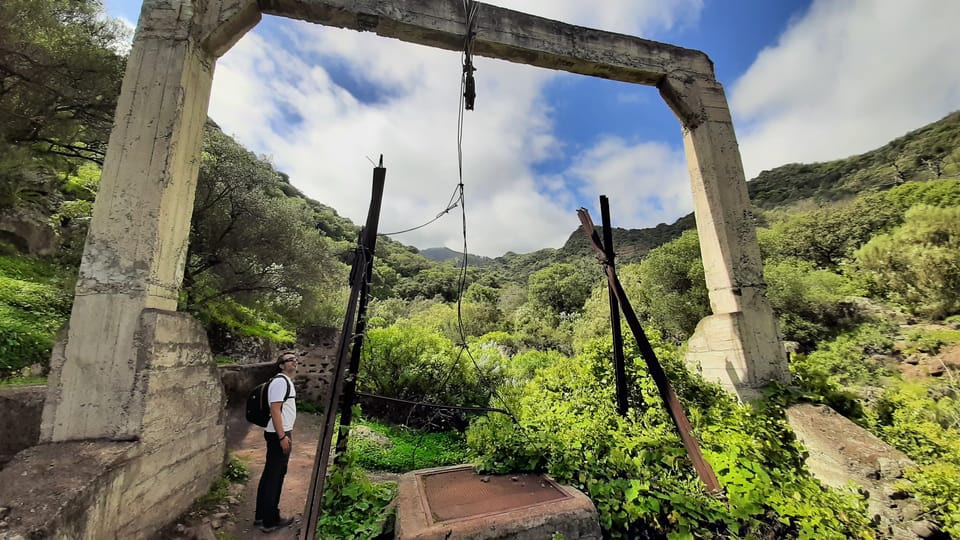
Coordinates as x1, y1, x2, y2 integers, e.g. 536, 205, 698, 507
0, 385, 45, 468
294, 326, 339, 405
219, 361, 279, 408
0, 346, 339, 470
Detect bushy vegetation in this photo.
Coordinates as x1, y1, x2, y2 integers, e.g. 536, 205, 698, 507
0, 255, 73, 375
196, 454, 250, 511
317, 448, 397, 540
854, 204, 960, 318
869, 380, 960, 536
468, 335, 873, 539
358, 323, 504, 425
351, 417, 470, 472
784, 322, 960, 536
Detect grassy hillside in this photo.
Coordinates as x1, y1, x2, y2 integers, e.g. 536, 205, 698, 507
552, 110, 960, 271
749, 110, 960, 208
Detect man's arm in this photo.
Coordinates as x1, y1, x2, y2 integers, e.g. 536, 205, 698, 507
270, 401, 291, 453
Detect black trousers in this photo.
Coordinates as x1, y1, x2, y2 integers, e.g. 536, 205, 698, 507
255, 430, 292, 526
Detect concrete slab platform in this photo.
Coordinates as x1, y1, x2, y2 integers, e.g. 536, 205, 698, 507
395, 465, 601, 540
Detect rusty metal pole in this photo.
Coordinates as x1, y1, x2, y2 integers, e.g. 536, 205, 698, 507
577, 208, 721, 493
334, 171, 384, 461
600, 196, 629, 416
302, 157, 387, 539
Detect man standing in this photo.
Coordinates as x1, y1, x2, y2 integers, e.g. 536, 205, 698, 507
254, 352, 298, 532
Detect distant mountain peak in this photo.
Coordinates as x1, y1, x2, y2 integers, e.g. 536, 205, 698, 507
419, 247, 493, 267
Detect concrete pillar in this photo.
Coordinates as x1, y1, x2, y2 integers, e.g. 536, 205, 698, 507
3, 1, 260, 537
659, 76, 790, 398
41, 0, 219, 441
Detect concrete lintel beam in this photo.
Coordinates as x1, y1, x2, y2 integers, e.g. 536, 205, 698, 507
196, 0, 262, 57
259, 0, 715, 84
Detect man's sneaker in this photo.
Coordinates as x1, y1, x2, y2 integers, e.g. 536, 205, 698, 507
259, 516, 294, 533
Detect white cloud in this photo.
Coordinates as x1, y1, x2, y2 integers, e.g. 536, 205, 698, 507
209, 1, 706, 256
492, 0, 703, 36
731, 0, 960, 179
568, 138, 692, 227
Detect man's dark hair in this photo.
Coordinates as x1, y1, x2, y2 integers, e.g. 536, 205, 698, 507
277, 351, 298, 366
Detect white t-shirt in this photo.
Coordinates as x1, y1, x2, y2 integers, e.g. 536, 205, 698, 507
265, 374, 296, 433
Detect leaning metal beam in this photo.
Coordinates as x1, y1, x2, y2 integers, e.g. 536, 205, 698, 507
258, 0, 716, 84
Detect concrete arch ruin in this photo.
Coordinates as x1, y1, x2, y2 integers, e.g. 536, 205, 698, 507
1, 1, 789, 537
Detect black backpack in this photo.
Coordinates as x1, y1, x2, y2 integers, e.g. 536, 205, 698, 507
245, 375, 291, 427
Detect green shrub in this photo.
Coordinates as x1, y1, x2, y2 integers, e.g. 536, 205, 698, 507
190, 295, 295, 344
865, 380, 960, 534
528, 263, 596, 316
359, 323, 502, 424
633, 230, 710, 341
505, 349, 566, 382
53, 199, 93, 222
759, 194, 901, 269
903, 463, 960, 537
903, 328, 960, 354
0, 376, 46, 386
0, 255, 73, 375
317, 448, 397, 540
196, 454, 250, 511
884, 178, 960, 209
870, 382, 960, 463
468, 336, 872, 539
511, 303, 578, 354
224, 453, 250, 483
854, 205, 960, 319
790, 322, 895, 414
764, 258, 860, 347
349, 418, 470, 472
58, 162, 100, 201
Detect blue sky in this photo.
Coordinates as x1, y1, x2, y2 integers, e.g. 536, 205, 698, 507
105, 1, 960, 256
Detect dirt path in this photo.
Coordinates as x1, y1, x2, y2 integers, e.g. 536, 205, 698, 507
223, 409, 325, 540
160, 408, 400, 540
155, 409, 328, 540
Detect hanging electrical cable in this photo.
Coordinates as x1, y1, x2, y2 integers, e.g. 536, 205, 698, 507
380, 184, 461, 236
449, 1, 532, 438
355, 1, 534, 466
380, 0, 477, 241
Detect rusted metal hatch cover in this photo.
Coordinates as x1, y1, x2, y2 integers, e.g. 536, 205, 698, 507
417, 465, 571, 523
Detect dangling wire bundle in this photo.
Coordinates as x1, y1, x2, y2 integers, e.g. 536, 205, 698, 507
381, 0, 478, 240
461, 0, 479, 110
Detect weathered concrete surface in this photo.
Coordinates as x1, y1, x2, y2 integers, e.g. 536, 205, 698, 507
0, 385, 44, 468
1, 311, 226, 539
0, 436, 223, 539
661, 76, 789, 398
396, 465, 601, 540
260, 0, 715, 84
0, 441, 137, 539
786, 403, 938, 539
43, 0, 221, 442
3, 355, 338, 469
